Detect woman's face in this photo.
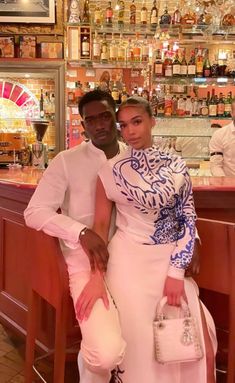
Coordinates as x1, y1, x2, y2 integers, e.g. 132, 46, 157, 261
118, 105, 155, 150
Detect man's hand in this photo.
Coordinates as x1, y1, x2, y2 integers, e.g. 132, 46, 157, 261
163, 276, 187, 306
79, 228, 109, 272
185, 238, 200, 277
75, 271, 109, 322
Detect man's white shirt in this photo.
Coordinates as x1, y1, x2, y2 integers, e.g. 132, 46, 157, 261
209, 121, 235, 176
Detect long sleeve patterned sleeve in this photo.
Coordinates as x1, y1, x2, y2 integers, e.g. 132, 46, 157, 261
167, 168, 197, 280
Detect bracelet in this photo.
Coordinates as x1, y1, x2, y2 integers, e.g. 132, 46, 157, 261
79, 227, 88, 239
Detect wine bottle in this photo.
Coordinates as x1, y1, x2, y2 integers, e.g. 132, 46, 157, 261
130, 0, 136, 25
150, 0, 158, 31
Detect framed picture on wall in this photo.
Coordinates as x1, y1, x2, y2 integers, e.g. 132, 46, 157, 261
40, 42, 63, 59
0, 0, 55, 24
0, 37, 14, 58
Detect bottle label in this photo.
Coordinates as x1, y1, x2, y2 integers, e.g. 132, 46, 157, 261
165, 65, 173, 77
133, 47, 141, 58
188, 64, 196, 75
82, 42, 90, 55
173, 64, 181, 75
225, 104, 232, 113
94, 10, 102, 22
151, 11, 158, 24
110, 45, 118, 59
217, 103, 225, 115
201, 106, 209, 116
204, 69, 211, 77
101, 47, 108, 60
106, 9, 113, 18
93, 42, 100, 57
155, 63, 163, 75
142, 46, 149, 57
141, 10, 147, 22
118, 47, 125, 59
112, 90, 119, 101
180, 65, 187, 75
209, 105, 217, 116
196, 62, 203, 74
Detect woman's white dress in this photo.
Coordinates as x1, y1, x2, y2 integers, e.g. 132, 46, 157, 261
98, 146, 217, 383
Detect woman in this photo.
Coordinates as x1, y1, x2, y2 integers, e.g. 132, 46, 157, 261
77, 96, 217, 383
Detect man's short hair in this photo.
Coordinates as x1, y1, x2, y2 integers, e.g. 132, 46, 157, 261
79, 89, 116, 117
117, 96, 153, 119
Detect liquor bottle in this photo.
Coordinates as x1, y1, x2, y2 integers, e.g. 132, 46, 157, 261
182, 9, 196, 25
172, 50, 181, 77
157, 87, 165, 116
196, 48, 203, 77
94, 3, 102, 26
118, 0, 125, 26
126, 38, 134, 62
133, 33, 141, 62
159, 5, 171, 27
110, 33, 118, 62
188, 50, 196, 77
111, 82, 120, 103
180, 49, 187, 76
172, 95, 178, 115
106, 1, 113, 26
101, 33, 109, 63
211, 56, 219, 77
154, 49, 163, 76
163, 50, 173, 78
81, 32, 90, 57
121, 85, 128, 102
75, 81, 84, 103
209, 89, 217, 117
217, 93, 225, 117
44, 92, 50, 116
92, 30, 101, 62
130, 0, 136, 25
40, 89, 44, 119
201, 98, 209, 116
185, 95, 192, 116
140, 0, 148, 26
203, 51, 211, 77
117, 33, 126, 62
150, 0, 158, 31
82, 0, 90, 24
172, 3, 181, 25
141, 35, 149, 63
164, 91, 172, 116
224, 92, 232, 117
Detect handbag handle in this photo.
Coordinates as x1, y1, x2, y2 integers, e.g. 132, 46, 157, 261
155, 296, 191, 321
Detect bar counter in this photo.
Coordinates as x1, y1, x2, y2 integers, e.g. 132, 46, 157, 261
0, 167, 234, 351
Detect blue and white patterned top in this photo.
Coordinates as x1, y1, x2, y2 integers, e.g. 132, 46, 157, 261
98, 145, 196, 279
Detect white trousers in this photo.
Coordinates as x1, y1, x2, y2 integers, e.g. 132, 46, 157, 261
68, 231, 217, 383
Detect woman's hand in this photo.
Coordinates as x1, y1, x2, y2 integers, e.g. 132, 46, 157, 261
163, 276, 187, 306
75, 271, 109, 322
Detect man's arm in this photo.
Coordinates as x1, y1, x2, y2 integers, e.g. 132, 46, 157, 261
24, 153, 85, 247
209, 132, 225, 176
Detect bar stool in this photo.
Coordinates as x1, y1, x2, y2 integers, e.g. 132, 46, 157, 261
25, 228, 72, 383
196, 218, 235, 383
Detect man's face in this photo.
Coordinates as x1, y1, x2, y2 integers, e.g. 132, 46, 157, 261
82, 100, 117, 148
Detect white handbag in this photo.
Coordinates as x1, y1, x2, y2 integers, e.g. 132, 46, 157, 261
153, 296, 204, 364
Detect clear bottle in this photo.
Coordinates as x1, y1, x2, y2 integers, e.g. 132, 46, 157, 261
101, 33, 109, 63
141, 35, 149, 63
106, 1, 113, 26
110, 33, 118, 62
172, 3, 181, 25
92, 30, 101, 62
163, 50, 173, 78
117, 33, 126, 62
82, 0, 90, 24
140, 0, 148, 26
154, 48, 163, 76
94, 3, 102, 26
185, 95, 192, 116
172, 50, 181, 77
118, 0, 125, 26
130, 0, 136, 25
188, 50, 196, 77
81, 32, 90, 57
180, 49, 188, 76
201, 98, 209, 117
150, 0, 158, 31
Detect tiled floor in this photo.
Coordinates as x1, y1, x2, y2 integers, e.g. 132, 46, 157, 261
0, 323, 228, 383
0, 324, 79, 382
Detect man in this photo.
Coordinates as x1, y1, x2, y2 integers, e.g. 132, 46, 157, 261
24, 90, 199, 382
209, 100, 235, 176
24, 90, 127, 383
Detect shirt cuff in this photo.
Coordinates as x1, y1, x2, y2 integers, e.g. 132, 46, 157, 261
63, 221, 86, 249
167, 265, 185, 280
